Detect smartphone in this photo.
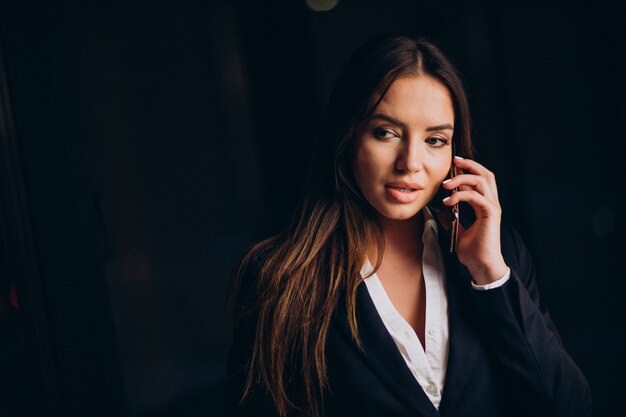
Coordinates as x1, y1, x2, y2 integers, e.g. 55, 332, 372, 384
448, 149, 459, 253
428, 142, 460, 253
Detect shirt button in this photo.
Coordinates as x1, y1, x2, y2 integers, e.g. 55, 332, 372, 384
426, 383, 437, 395
428, 328, 435, 336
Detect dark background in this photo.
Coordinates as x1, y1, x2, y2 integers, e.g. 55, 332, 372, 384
0, 0, 624, 416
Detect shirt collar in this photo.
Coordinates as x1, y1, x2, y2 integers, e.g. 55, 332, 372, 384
422, 205, 439, 240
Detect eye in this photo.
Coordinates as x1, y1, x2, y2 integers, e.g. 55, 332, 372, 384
372, 127, 399, 141
425, 136, 450, 148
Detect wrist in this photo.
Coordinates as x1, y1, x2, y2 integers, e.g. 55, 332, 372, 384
467, 259, 509, 285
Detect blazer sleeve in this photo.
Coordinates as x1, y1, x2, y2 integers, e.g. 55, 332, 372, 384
223, 255, 280, 417
466, 226, 592, 417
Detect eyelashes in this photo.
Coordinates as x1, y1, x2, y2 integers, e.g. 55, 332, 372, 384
425, 137, 450, 147
372, 127, 397, 140
371, 127, 450, 148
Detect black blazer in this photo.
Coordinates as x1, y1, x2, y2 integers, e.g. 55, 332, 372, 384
224, 211, 592, 417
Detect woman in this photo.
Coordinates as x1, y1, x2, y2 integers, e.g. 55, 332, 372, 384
224, 34, 591, 417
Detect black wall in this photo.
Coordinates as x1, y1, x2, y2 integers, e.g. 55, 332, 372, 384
0, 1, 624, 416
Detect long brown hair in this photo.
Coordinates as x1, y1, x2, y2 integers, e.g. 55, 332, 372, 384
229, 34, 475, 417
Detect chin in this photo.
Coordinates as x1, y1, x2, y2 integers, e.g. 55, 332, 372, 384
379, 205, 424, 221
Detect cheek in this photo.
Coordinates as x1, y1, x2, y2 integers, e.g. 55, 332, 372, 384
354, 143, 386, 184
438, 160, 452, 181
426, 153, 452, 185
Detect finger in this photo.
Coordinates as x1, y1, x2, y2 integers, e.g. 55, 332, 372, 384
453, 156, 491, 176
453, 157, 499, 198
442, 190, 501, 219
442, 174, 492, 198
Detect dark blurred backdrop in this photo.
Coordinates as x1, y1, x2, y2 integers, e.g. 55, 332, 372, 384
0, 0, 624, 416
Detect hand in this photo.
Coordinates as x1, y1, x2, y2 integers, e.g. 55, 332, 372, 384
441, 156, 509, 285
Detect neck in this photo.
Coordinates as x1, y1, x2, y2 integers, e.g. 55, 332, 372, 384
368, 210, 425, 262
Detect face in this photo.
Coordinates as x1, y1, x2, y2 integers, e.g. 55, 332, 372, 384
352, 75, 454, 223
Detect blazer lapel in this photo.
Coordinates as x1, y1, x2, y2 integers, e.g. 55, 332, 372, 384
334, 283, 440, 417
331, 204, 482, 417
431, 207, 482, 417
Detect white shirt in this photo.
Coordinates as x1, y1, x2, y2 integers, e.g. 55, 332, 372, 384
361, 207, 510, 409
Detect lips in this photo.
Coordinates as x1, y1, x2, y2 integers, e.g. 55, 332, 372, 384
384, 182, 424, 203
385, 181, 423, 192
387, 186, 416, 192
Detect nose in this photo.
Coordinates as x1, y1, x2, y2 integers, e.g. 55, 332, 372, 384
395, 139, 424, 173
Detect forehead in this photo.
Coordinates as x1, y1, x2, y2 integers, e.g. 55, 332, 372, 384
374, 75, 454, 127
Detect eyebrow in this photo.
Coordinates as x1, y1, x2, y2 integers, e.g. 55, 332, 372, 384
369, 113, 454, 132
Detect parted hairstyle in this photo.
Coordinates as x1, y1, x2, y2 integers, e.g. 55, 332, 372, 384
228, 33, 475, 417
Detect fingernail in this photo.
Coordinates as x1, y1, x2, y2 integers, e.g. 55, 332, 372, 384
442, 196, 451, 203
442, 179, 451, 184
454, 155, 464, 160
